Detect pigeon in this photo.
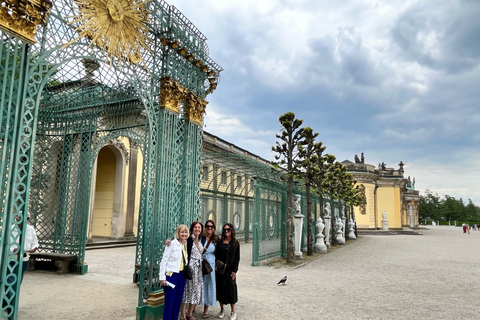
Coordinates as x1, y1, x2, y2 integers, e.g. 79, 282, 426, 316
277, 276, 287, 285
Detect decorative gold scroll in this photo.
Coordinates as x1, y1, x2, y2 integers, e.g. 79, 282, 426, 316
0, 0, 52, 43
160, 76, 187, 114
185, 92, 208, 126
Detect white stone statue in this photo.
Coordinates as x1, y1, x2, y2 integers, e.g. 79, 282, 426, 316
382, 210, 388, 230
315, 217, 327, 253
347, 220, 356, 239
324, 202, 331, 217
335, 217, 345, 245
294, 194, 301, 215
324, 204, 331, 248
293, 195, 304, 259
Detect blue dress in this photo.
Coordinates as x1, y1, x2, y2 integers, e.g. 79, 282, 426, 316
202, 239, 216, 306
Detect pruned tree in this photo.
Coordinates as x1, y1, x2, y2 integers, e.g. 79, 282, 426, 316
296, 127, 335, 255
272, 112, 305, 263
322, 161, 350, 245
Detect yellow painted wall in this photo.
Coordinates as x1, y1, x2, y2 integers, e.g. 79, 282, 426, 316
377, 186, 397, 229
133, 150, 143, 236
354, 182, 376, 229
93, 147, 116, 237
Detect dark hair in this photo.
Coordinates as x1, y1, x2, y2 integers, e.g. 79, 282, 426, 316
220, 223, 236, 243
202, 219, 218, 242
189, 221, 204, 237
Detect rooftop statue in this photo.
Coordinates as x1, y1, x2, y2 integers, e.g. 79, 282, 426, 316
354, 155, 361, 163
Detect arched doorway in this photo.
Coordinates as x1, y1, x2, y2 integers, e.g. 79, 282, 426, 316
88, 144, 127, 240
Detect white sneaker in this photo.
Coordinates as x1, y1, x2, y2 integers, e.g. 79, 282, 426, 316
230, 312, 237, 320
218, 311, 225, 319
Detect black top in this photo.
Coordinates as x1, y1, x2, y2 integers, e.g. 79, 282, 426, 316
215, 239, 240, 273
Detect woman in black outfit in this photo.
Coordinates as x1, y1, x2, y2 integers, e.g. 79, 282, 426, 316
215, 223, 240, 320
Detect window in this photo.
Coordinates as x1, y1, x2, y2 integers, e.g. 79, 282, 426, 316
221, 171, 227, 184
202, 165, 209, 181
237, 175, 242, 188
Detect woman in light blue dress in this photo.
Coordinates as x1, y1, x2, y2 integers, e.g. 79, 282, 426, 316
200, 219, 217, 319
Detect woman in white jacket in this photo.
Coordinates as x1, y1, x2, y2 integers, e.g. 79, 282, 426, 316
160, 224, 189, 320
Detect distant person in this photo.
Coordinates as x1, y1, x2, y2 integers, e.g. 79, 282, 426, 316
20, 212, 39, 282
159, 224, 189, 320
216, 223, 240, 320
467, 224, 471, 234
462, 223, 467, 233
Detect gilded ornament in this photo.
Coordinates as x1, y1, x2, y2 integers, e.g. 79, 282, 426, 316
160, 76, 187, 114
65, 0, 151, 67
0, 0, 52, 43
185, 92, 207, 126
177, 47, 188, 55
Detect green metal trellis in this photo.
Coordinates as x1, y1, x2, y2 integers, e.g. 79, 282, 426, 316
1, 1, 222, 319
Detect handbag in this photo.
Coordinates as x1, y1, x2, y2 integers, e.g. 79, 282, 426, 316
215, 259, 226, 275
194, 238, 213, 275
182, 248, 193, 280
202, 259, 213, 275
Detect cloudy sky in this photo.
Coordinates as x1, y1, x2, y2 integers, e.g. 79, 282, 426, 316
166, 0, 480, 205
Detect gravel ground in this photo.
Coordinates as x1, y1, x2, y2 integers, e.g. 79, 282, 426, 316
18, 226, 480, 320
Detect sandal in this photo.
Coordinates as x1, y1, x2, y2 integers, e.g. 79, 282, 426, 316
202, 313, 210, 319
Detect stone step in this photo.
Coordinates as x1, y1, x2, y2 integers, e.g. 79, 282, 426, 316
85, 239, 137, 250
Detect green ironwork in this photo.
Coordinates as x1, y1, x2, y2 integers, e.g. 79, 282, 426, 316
1, 0, 222, 319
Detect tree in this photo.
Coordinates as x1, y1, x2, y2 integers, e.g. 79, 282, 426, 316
419, 191, 441, 222
321, 161, 349, 245
272, 112, 306, 263
296, 127, 332, 256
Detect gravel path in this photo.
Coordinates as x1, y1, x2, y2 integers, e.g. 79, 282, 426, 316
18, 226, 480, 319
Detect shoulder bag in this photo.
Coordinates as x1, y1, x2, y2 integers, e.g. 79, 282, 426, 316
195, 238, 213, 275
182, 247, 193, 280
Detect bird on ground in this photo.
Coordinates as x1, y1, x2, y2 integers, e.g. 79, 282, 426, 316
277, 276, 287, 285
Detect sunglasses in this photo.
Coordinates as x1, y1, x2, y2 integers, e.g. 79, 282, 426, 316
223, 228, 232, 232
205, 225, 214, 229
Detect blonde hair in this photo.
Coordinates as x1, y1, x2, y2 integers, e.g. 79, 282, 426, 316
174, 224, 189, 240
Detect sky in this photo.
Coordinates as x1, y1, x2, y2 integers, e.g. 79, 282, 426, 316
166, 0, 480, 205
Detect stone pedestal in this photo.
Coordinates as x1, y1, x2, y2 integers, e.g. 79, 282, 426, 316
382, 220, 388, 230
294, 213, 304, 259
314, 217, 327, 253
324, 215, 331, 248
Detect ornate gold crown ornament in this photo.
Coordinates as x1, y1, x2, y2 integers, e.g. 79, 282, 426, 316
185, 91, 208, 126
160, 76, 208, 125
0, 0, 53, 43
64, 0, 152, 68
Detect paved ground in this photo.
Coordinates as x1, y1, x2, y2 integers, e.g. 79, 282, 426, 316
18, 226, 480, 319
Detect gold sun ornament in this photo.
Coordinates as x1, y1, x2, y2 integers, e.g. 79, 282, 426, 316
65, 0, 152, 68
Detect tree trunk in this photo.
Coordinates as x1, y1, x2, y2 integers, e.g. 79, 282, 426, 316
306, 183, 313, 255
286, 175, 294, 262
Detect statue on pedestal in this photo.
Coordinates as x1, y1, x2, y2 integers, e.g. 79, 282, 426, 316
335, 217, 345, 245
315, 217, 327, 253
